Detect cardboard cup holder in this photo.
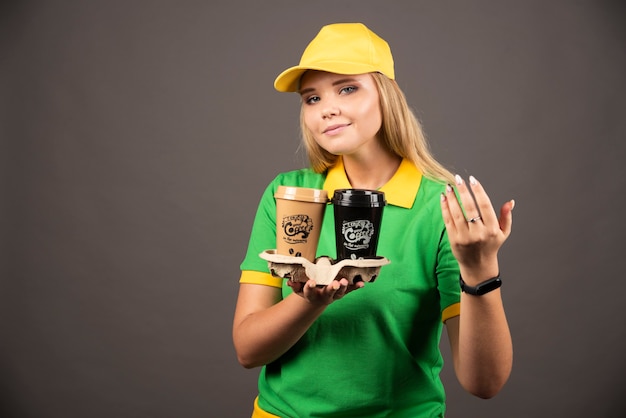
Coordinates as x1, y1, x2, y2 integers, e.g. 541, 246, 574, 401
259, 250, 390, 286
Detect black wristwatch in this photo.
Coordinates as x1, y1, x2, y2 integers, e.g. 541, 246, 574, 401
459, 274, 502, 296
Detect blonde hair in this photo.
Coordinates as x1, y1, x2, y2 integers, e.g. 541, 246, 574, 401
299, 72, 455, 184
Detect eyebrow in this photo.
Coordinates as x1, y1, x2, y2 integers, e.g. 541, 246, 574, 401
298, 77, 360, 96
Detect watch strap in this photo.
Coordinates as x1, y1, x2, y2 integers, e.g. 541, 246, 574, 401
459, 274, 502, 296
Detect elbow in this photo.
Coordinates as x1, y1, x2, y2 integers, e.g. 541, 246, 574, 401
468, 384, 503, 400
237, 357, 258, 370
458, 362, 512, 399
462, 373, 510, 399
233, 329, 258, 369
232, 325, 282, 369
233, 343, 258, 369
457, 351, 513, 399
235, 351, 263, 369
233, 341, 266, 369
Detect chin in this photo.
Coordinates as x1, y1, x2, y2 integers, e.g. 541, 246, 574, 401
320, 144, 354, 156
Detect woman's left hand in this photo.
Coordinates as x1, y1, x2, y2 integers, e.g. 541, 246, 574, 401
440, 175, 514, 276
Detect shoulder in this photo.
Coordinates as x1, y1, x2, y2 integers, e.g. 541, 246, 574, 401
270, 168, 326, 189
256, 168, 327, 205
417, 175, 448, 200
410, 175, 447, 221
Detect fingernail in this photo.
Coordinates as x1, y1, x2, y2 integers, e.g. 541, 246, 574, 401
440, 192, 446, 202
469, 175, 477, 185
455, 174, 463, 185
510, 199, 516, 210
446, 184, 453, 193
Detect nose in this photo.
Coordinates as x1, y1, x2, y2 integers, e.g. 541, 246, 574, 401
321, 103, 340, 119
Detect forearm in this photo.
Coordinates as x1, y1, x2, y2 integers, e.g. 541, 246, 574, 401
454, 266, 513, 398
233, 292, 326, 368
441, 175, 515, 398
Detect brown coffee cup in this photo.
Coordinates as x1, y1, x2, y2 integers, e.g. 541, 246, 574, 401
274, 186, 328, 261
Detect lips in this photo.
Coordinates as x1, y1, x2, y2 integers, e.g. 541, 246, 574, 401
323, 123, 350, 135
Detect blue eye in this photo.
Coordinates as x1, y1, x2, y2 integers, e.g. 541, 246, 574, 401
305, 95, 320, 104
340, 86, 357, 94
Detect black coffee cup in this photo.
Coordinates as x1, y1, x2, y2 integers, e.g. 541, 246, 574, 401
331, 189, 386, 260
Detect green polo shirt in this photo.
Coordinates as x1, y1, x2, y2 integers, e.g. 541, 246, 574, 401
240, 158, 461, 417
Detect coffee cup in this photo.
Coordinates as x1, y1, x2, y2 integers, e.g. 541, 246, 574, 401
331, 189, 386, 260
274, 186, 328, 261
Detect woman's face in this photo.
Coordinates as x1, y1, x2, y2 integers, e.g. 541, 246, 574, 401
299, 71, 382, 159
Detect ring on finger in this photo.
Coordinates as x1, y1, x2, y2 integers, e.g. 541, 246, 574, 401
467, 216, 482, 223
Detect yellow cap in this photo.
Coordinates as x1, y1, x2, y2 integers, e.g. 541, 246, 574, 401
274, 23, 395, 93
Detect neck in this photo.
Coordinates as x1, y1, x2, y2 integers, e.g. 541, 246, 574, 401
342, 151, 402, 190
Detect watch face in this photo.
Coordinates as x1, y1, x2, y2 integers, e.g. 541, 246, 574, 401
477, 278, 502, 295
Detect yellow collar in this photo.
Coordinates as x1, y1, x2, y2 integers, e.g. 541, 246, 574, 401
323, 157, 422, 208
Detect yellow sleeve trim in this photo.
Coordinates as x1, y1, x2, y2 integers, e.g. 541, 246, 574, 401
442, 302, 461, 323
252, 396, 280, 418
239, 270, 283, 288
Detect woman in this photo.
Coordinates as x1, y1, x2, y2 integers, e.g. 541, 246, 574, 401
233, 22, 514, 417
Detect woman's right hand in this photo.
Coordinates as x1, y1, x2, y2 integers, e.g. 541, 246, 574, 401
287, 278, 364, 305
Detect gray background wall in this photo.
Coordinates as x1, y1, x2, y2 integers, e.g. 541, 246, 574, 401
2, 1, 625, 417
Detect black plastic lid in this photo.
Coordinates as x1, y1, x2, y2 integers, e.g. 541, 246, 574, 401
331, 189, 386, 207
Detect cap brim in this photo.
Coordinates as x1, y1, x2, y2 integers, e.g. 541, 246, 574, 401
273, 67, 308, 93
273, 62, 384, 93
